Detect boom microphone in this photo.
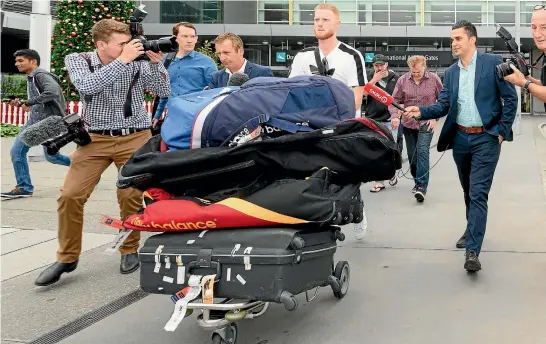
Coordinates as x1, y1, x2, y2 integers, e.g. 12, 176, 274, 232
19, 116, 67, 147
364, 83, 406, 112
227, 72, 249, 86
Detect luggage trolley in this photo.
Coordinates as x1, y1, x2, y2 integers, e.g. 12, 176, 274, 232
185, 257, 350, 344
134, 226, 351, 344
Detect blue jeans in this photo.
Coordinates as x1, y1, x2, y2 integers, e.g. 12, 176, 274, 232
452, 130, 501, 255
10, 124, 71, 193
404, 123, 433, 189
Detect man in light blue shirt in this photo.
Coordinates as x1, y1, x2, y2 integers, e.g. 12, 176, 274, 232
457, 50, 483, 127
152, 22, 217, 128
404, 20, 517, 272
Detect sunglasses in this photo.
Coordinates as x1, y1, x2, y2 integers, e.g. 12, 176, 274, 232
535, 5, 546, 10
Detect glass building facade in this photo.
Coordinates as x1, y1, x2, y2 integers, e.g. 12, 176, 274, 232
157, 0, 538, 27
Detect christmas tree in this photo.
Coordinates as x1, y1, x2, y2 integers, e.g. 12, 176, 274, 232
51, 0, 136, 101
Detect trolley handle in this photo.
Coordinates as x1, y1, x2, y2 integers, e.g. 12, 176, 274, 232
186, 260, 222, 281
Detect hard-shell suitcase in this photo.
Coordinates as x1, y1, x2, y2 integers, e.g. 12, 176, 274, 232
138, 225, 345, 306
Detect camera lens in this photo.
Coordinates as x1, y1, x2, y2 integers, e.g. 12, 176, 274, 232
495, 62, 514, 79
43, 131, 77, 155
142, 37, 177, 53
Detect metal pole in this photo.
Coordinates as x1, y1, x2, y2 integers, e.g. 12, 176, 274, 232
514, 0, 522, 135
28, 0, 52, 162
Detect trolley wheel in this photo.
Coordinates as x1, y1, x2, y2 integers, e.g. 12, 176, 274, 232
332, 261, 350, 299
211, 322, 238, 344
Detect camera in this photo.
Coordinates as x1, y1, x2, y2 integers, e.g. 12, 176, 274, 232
129, 5, 178, 60
42, 114, 91, 155
495, 24, 530, 79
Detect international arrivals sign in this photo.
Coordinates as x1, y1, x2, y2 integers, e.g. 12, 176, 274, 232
361, 51, 456, 66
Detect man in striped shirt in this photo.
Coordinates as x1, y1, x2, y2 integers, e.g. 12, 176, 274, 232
389, 55, 442, 202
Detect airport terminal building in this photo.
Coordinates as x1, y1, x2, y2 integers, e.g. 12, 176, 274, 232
2, 0, 544, 113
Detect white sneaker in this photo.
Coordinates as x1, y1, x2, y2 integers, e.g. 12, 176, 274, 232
354, 208, 368, 240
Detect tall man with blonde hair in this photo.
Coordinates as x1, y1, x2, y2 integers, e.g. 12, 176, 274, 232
389, 55, 442, 202
289, 3, 369, 240
289, 3, 367, 112
209, 32, 273, 88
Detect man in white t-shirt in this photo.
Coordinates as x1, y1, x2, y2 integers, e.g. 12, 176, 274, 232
289, 3, 369, 240
289, 3, 368, 115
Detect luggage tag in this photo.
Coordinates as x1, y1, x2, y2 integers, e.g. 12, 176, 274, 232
103, 228, 133, 255
176, 255, 185, 284
100, 216, 124, 230
243, 247, 253, 271
201, 275, 216, 304
154, 245, 164, 273
164, 275, 203, 332
171, 286, 191, 303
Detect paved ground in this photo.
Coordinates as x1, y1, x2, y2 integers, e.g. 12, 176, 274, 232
1, 116, 546, 344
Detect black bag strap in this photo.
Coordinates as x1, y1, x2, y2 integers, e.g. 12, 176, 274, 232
314, 47, 326, 76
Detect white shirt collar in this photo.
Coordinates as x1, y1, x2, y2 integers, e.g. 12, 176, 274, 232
226, 59, 247, 75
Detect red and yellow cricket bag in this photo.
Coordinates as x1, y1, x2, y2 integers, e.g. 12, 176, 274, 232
123, 168, 363, 232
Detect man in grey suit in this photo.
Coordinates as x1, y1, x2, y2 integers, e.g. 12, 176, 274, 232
209, 32, 273, 88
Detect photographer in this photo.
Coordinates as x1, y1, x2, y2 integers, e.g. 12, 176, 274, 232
34, 19, 170, 287
503, 6, 546, 103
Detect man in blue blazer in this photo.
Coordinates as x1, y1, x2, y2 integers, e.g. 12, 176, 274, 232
404, 21, 517, 272
209, 32, 274, 88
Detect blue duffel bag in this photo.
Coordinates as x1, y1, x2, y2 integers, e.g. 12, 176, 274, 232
161, 75, 356, 151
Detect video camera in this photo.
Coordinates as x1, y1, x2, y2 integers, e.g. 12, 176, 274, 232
42, 114, 91, 155
129, 5, 178, 60
495, 24, 530, 79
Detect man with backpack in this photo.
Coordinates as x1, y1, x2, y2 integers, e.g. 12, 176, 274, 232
289, 3, 369, 240
364, 54, 402, 193
1, 49, 71, 199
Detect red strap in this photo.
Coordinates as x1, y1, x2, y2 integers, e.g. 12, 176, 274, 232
160, 139, 168, 152
352, 117, 388, 138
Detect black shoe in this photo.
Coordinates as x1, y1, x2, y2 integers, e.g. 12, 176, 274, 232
120, 253, 140, 274
464, 251, 481, 272
35, 260, 78, 286
412, 185, 418, 193
456, 233, 466, 249
414, 185, 426, 202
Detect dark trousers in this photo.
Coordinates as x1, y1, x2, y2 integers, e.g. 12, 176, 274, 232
403, 123, 433, 189
452, 130, 501, 255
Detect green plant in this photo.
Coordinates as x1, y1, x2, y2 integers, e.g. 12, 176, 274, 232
1, 124, 22, 137
197, 40, 223, 69
51, 0, 136, 101
1, 74, 27, 100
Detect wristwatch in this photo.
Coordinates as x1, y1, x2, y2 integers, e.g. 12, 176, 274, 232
523, 80, 532, 92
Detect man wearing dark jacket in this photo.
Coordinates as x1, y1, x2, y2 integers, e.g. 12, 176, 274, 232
363, 55, 402, 192
1, 49, 71, 199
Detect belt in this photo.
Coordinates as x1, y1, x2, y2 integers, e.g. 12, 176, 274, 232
457, 124, 485, 134
88, 128, 149, 137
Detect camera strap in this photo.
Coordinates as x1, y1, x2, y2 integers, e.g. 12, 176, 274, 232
151, 51, 177, 119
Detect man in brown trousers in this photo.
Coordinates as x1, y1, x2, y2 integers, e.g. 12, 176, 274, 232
35, 19, 170, 286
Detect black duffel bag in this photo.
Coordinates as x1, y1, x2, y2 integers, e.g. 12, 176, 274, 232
117, 117, 402, 196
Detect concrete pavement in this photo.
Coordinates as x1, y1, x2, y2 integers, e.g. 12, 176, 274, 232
1, 116, 546, 344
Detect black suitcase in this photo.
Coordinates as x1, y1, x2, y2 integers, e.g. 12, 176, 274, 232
138, 225, 346, 307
